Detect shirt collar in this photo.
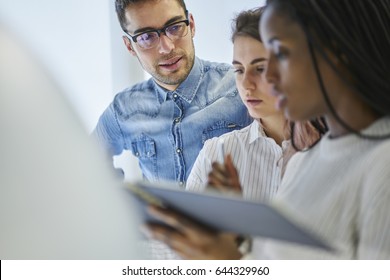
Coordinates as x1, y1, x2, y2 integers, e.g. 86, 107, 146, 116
153, 57, 203, 103
249, 120, 267, 144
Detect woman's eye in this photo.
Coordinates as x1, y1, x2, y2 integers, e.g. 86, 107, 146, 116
257, 67, 265, 73
234, 68, 243, 74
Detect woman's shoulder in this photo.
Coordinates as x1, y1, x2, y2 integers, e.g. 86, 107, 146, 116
203, 124, 253, 146
362, 139, 390, 173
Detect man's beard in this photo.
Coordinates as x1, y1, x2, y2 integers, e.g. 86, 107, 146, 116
154, 55, 194, 86
137, 43, 196, 88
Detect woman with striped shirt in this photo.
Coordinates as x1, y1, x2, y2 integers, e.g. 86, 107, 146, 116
185, 7, 321, 202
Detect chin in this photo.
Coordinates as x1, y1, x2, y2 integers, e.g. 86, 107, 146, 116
248, 111, 262, 120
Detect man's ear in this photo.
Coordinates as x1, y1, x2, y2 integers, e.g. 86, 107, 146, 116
122, 36, 136, 56
189, 13, 195, 38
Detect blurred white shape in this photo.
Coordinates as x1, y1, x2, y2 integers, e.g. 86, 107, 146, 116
0, 25, 144, 259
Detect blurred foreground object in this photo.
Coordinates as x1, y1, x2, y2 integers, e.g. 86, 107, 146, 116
0, 25, 143, 259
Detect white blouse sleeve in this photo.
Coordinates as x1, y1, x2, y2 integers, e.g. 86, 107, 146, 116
186, 138, 218, 192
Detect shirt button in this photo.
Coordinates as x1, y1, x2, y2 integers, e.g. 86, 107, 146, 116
173, 94, 178, 99
179, 181, 184, 186
135, 152, 139, 157
174, 118, 180, 123
176, 148, 181, 154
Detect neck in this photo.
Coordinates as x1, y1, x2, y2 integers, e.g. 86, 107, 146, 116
325, 97, 381, 138
259, 115, 287, 146
155, 80, 179, 92
326, 114, 380, 138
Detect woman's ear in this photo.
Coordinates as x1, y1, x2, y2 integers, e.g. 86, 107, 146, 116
122, 36, 136, 56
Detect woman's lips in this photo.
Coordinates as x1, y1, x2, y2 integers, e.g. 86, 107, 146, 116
246, 99, 263, 107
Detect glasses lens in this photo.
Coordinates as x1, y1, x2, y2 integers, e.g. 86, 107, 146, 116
136, 32, 159, 49
165, 22, 188, 39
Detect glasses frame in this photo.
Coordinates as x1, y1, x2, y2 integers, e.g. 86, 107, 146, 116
125, 11, 190, 50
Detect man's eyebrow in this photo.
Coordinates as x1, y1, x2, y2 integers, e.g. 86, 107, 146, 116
133, 15, 186, 35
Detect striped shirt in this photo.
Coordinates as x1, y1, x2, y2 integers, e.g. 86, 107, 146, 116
186, 121, 284, 202
147, 120, 284, 260
257, 117, 390, 259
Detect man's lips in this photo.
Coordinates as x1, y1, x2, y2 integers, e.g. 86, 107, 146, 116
159, 56, 182, 67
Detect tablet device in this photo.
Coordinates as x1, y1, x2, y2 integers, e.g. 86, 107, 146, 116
127, 180, 333, 251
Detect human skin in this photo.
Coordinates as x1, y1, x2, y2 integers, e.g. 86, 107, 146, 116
144, 3, 381, 259
208, 35, 285, 190
233, 36, 281, 122
260, 5, 379, 137
122, 0, 196, 91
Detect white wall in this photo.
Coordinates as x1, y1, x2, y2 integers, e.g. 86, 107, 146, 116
0, 0, 265, 181
0, 0, 265, 129
187, 0, 265, 63
0, 0, 116, 132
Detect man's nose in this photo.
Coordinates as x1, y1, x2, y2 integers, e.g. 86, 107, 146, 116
158, 34, 175, 54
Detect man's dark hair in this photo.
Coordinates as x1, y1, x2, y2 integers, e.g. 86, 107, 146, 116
115, 0, 187, 32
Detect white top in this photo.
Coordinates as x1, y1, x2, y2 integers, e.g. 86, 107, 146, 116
257, 117, 390, 259
186, 121, 283, 202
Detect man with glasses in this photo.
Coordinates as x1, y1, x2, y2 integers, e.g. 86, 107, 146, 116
93, 0, 251, 185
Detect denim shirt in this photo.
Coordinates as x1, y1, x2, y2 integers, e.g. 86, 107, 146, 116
93, 57, 252, 184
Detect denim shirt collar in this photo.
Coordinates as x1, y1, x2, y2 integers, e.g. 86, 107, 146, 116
153, 56, 203, 103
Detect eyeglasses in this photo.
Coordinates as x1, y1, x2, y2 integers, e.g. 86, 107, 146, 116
125, 12, 190, 50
